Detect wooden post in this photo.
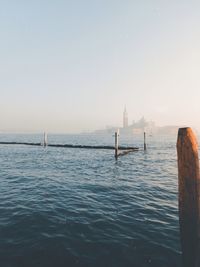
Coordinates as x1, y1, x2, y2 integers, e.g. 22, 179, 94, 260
177, 127, 200, 267
115, 130, 119, 159
144, 132, 147, 151
44, 132, 48, 147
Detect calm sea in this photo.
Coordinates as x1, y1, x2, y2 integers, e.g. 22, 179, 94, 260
0, 133, 181, 267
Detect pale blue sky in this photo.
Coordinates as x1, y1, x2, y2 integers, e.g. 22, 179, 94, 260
1, 1, 200, 133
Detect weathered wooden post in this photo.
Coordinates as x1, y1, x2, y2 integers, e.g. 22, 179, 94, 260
177, 127, 200, 267
115, 130, 119, 159
144, 132, 147, 151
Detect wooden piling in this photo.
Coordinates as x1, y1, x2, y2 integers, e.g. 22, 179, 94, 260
144, 132, 147, 151
44, 132, 48, 147
115, 130, 119, 159
177, 127, 200, 267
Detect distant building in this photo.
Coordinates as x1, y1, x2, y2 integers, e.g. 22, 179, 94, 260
94, 111, 181, 136
123, 106, 128, 128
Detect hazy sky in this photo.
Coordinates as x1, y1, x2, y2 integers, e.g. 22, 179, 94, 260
1, 1, 200, 133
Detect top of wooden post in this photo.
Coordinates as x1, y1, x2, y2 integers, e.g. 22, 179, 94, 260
177, 127, 198, 153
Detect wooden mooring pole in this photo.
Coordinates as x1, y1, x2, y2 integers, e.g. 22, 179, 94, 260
144, 131, 147, 151
44, 132, 48, 147
177, 127, 200, 267
115, 130, 119, 159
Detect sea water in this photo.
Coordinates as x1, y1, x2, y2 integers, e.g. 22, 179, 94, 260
0, 133, 181, 267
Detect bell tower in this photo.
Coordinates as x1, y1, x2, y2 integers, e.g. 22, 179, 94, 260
123, 106, 128, 128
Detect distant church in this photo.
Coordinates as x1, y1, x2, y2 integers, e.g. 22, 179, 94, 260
123, 106, 128, 128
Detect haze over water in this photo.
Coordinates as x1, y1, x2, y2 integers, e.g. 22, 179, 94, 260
1, 1, 199, 266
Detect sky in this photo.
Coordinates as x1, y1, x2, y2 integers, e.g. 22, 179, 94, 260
1, 0, 200, 133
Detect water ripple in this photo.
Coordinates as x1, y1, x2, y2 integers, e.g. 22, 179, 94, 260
0, 134, 181, 267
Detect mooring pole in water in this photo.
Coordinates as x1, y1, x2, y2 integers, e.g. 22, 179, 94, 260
144, 132, 147, 151
177, 127, 200, 267
44, 132, 48, 147
115, 129, 119, 159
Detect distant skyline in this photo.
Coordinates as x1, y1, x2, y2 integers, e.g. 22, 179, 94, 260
1, 1, 200, 133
